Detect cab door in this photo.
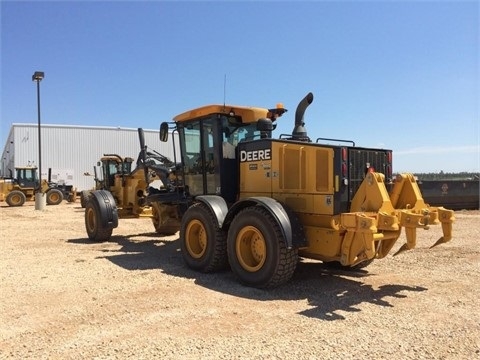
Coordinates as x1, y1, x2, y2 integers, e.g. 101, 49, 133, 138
179, 116, 220, 196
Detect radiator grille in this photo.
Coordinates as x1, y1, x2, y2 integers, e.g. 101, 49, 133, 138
348, 149, 389, 200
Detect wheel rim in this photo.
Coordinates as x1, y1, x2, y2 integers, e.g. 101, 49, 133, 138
86, 207, 96, 233
11, 194, 22, 206
49, 192, 60, 203
185, 219, 207, 259
152, 203, 166, 230
235, 225, 266, 272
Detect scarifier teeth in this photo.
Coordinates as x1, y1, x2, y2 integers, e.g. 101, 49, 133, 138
393, 243, 410, 257
430, 236, 449, 249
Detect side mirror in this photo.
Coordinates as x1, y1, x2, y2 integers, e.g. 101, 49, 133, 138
160, 122, 169, 142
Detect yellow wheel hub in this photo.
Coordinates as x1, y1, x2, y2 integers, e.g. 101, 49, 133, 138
11, 195, 22, 205
185, 219, 207, 259
236, 226, 266, 272
86, 208, 96, 233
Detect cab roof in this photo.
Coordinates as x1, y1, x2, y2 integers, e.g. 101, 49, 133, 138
173, 104, 271, 124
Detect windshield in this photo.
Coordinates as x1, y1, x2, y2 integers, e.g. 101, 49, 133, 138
222, 117, 259, 146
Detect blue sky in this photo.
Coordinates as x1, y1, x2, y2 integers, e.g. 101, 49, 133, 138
1, 0, 478, 173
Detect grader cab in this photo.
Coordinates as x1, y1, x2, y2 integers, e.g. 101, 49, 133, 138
80, 154, 135, 207
85, 92, 454, 288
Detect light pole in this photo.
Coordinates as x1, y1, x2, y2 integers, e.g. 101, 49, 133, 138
32, 71, 45, 210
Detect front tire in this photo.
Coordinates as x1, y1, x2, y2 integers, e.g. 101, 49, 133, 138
227, 206, 298, 289
85, 198, 113, 242
180, 202, 228, 272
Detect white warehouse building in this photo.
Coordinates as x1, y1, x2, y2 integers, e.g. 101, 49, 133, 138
1, 123, 178, 192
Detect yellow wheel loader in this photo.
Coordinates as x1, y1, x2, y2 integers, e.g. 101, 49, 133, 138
86, 92, 455, 288
0, 166, 76, 206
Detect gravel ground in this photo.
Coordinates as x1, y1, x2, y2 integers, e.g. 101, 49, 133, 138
0, 201, 479, 359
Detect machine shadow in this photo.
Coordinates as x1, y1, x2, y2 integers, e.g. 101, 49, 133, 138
67, 234, 428, 320
68, 233, 192, 276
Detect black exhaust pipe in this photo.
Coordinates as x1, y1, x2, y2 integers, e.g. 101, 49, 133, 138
292, 92, 314, 141
137, 128, 149, 184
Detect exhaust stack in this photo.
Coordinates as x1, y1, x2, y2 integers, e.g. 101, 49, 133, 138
292, 92, 313, 141
137, 128, 149, 184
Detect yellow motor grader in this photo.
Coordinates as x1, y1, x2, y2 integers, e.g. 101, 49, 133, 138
84, 130, 180, 240
80, 154, 136, 208
85, 92, 454, 288
0, 166, 76, 206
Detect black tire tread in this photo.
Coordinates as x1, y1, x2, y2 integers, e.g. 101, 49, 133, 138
180, 202, 228, 272
228, 206, 298, 289
6, 190, 26, 207
151, 202, 180, 236
85, 199, 112, 242
80, 190, 92, 208
46, 188, 63, 205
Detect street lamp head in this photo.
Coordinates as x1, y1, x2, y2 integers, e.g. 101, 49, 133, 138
32, 71, 44, 81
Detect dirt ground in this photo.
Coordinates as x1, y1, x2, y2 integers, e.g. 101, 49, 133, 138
0, 201, 479, 359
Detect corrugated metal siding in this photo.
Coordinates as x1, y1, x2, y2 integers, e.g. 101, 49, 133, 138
1, 124, 179, 191
1, 126, 17, 177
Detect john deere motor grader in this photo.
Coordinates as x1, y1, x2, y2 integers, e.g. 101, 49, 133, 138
84, 130, 180, 240
85, 92, 454, 289
0, 166, 76, 206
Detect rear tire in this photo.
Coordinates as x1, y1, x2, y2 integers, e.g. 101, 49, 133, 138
180, 202, 228, 272
85, 198, 113, 242
227, 206, 298, 289
6, 190, 26, 207
46, 188, 63, 205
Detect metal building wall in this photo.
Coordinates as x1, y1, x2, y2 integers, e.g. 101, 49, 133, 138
1, 126, 17, 177
1, 124, 179, 191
